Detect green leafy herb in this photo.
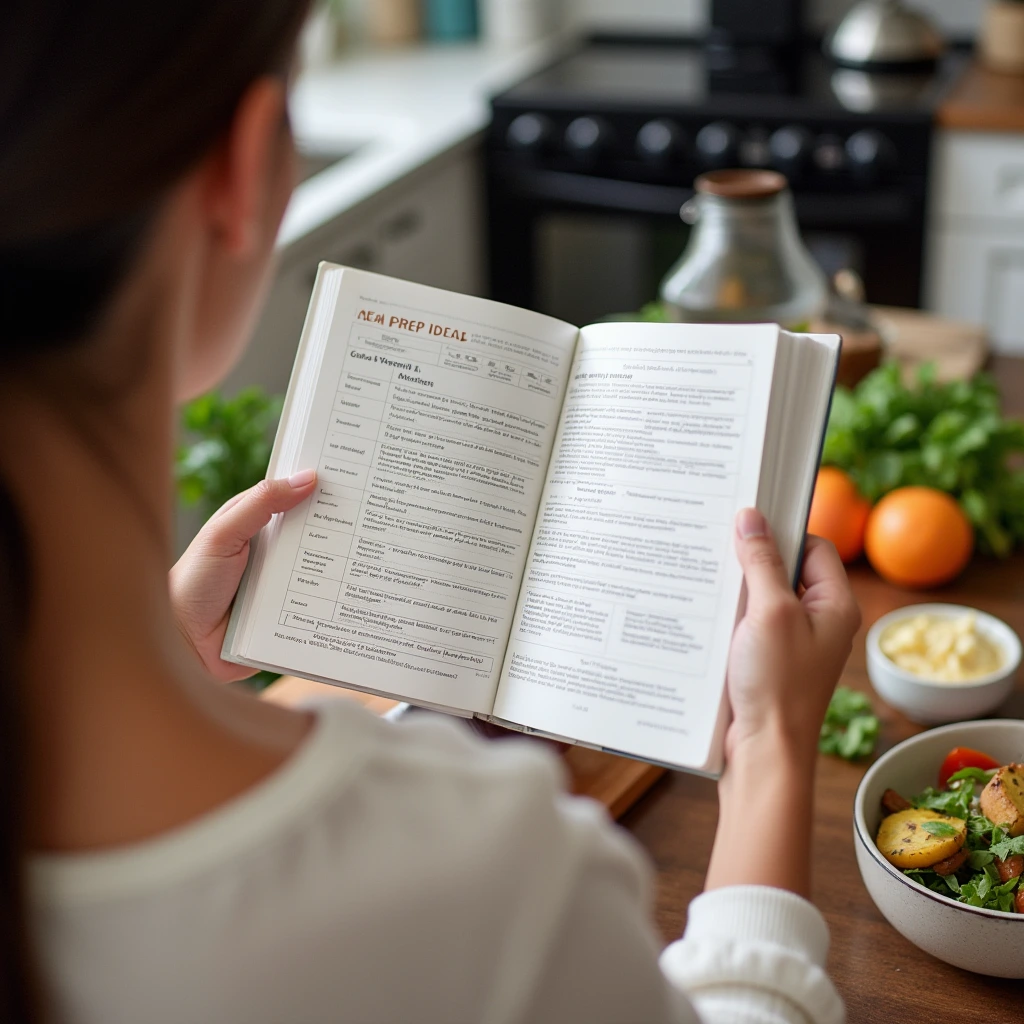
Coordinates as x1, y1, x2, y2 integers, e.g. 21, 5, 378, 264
176, 388, 284, 519
823, 362, 1024, 555
905, 868, 960, 897
912, 783, 972, 820
636, 301, 671, 323
967, 812, 998, 836
945, 766, 998, 786
990, 834, 1024, 861
958, 872, 1020, 911
818, 687, 879, 760
920, 820, 960, 838
969, 849, 995, 870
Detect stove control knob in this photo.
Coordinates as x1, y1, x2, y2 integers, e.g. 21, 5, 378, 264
696, 121, 740, 167
846, 129, 896, 182
769, 126, 813, 175
506, 113, 554, 153
812, 133, 847, 174
636, 119, 686, 164
564, 116, 612, 161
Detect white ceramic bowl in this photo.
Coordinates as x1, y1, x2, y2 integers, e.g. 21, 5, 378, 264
866, 603, 1021, 725
854, 719, 1024, 977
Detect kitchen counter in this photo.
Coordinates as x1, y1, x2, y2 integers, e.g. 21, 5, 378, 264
280, 39, 560, 248
938, 59, 1024, 132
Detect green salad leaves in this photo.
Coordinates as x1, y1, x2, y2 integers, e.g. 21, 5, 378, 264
823, 363, 1024, 555
990, 832, 1024, 861
818, 687, 879, 760
905, 775, 1022, 913
920, 820, 960, 839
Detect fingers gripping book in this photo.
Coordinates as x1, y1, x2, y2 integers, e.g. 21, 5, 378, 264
224, 265, 840, 775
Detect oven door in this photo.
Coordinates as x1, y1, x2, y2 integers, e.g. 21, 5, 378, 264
487, 167, 926, 325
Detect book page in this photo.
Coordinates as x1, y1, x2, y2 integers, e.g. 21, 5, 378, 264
239, 267, 579, 714
492, 323, 779, 769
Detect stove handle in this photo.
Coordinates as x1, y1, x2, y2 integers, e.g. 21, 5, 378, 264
491, 166, 920, 225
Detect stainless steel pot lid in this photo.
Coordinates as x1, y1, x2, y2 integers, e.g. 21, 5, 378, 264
828, 0, 946, 69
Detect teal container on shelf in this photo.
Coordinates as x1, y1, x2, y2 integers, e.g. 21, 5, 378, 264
425, 0, 477, 40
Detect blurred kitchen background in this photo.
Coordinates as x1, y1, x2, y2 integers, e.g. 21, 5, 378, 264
179, 0, 1024, 544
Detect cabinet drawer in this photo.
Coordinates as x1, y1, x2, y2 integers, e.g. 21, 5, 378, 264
933, 131, 1024, 222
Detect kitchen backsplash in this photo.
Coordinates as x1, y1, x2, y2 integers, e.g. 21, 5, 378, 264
567, 0, 984, 37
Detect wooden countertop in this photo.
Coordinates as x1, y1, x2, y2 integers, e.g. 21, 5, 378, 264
939, 59, 1024, 132
624, 355, 1024, 1020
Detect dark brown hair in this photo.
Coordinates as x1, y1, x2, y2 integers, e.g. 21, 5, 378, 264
0, 2, 310, 1018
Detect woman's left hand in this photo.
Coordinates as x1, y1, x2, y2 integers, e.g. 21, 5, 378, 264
169, 470, 317, 681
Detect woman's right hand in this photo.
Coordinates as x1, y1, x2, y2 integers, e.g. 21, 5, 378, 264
703, 508, 861, 897
724, 507, 861, 769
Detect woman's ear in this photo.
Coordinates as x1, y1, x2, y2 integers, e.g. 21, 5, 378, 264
174, 75, 295, 401
202, 76, 291, 256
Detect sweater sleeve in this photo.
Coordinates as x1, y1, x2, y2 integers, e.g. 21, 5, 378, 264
517, 792, 842, 1024
516, 794, 701, 1024
660, 886, 845, 1024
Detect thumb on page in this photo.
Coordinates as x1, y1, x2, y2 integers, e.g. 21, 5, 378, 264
200, 470, 318, 558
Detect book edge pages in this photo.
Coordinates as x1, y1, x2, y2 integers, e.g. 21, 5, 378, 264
222, 263, 344, 661
783, 331, 843, 590
700, 329, 842, 777
229, 653, 472, 718
483, 715, 720, 777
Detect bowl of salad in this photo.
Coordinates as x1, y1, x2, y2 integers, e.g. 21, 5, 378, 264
854, 719, 1024, 977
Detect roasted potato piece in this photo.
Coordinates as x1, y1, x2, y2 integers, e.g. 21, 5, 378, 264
997, 854, 1024, 883
876, 809, 967, 869
1016, 891, 1024, 915
979, 765, 1024, 838
932, 847, 970, 876
881, 788, 912, 814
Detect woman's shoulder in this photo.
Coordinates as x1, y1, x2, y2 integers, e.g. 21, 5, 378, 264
31, 699, 646, 908
29, 704, 663, 1024
313, 701, 649, 892
31, 700, 657, 1024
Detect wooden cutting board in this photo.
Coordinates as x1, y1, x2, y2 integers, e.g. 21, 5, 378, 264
872, 306, 988, 382
813, 306, 988, 389
262, 675, 666, 820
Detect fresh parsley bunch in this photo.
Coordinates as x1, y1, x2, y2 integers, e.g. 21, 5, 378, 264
823, 363, 1024, 556
818, 686, 879, 760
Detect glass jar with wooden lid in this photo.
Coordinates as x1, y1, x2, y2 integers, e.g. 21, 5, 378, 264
660, 169, 828, 329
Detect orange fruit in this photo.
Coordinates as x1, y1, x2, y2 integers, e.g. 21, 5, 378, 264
808, 467, 871, 563
864, 486, 973, 589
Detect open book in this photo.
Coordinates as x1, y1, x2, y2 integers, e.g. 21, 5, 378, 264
224, 265, 840, 775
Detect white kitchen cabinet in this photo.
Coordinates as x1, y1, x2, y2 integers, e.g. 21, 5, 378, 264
929, 228, 1024, 353
376, 155, 483, 291
926, 131, 1024, 353
223, 149, 484, 398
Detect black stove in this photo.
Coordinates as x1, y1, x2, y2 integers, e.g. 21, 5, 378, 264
486, 38, 966, 315
498, 41, 959, 115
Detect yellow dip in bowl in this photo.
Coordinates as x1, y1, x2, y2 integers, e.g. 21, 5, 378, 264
880, 613, 1004, 683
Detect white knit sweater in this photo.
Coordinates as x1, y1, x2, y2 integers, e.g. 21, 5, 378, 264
31, 701, 843, 1024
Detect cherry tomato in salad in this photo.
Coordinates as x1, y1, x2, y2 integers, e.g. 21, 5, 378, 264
938, 746, 1000, 789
